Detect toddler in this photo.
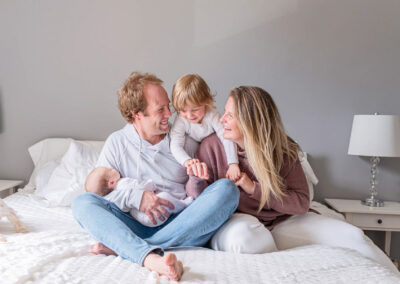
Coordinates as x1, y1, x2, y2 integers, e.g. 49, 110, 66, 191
171, 74, 240, 180
85, 167, 192, 227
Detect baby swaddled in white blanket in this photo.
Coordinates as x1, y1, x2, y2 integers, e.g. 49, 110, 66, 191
85, 167, 192, 227
105, 178, 192, 226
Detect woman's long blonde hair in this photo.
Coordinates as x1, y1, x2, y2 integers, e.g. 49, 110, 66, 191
229, 86, 300, 212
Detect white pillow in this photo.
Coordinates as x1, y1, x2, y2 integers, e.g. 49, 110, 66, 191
24, 138, 104, 192
298, 152, 318, 201
36, 140, 100, 207
35, 160, 60, 195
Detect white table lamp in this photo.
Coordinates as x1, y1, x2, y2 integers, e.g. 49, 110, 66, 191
348, 114, 400, 207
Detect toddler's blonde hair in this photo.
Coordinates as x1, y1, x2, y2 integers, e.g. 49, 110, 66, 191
172, 74, 215, 111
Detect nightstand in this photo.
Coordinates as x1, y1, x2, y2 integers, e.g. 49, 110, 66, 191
0, 180, 24, 197
325, 198, 400, 256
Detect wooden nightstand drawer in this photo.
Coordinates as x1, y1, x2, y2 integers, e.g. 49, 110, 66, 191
348, 213, 400, 230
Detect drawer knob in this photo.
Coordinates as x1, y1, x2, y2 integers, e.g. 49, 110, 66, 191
377, 219, 383, 224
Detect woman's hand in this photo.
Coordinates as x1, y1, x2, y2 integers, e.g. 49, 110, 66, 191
235, 172, 255, 195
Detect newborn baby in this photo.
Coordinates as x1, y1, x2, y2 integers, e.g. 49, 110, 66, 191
85, 167, 192, 227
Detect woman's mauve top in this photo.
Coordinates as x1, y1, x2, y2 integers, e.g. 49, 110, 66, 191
185, 134, 310, 230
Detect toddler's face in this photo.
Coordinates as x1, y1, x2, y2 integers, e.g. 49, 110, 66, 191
179, 104, 206, 124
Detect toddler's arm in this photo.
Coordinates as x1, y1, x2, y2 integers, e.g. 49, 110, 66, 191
170, 116, 192, 166
226, 163, 241, 181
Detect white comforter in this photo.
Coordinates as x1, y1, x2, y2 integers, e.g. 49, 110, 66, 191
1, 193, 399, 284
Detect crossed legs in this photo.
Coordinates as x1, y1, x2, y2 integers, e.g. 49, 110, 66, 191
72, 179, 239, 280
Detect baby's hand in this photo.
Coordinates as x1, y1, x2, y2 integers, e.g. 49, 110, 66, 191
226, 163, 241, 182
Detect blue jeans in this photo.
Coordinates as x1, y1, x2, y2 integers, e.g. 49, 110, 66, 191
72, 179, 239, 265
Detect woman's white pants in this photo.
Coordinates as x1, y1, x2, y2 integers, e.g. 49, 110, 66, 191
211, 212, 398, 274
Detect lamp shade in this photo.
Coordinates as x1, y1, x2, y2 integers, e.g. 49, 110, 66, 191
348, 114, 400, 157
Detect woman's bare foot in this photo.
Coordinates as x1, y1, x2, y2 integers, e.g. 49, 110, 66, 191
90, 242, 117, 256
143, 252, 184, 281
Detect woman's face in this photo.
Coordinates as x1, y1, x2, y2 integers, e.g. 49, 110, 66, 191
220, 97, 244, 146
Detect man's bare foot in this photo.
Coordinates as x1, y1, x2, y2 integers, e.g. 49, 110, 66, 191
90, 242, 117, 256
143, 252, 184, 281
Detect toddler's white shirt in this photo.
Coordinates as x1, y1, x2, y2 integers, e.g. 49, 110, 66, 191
170, 108, 238, 166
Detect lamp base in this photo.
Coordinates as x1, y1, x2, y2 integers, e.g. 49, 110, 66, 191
362, 197, 384, 207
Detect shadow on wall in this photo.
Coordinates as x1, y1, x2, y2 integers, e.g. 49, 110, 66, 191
0, 88, 3, 134
308, 155, 354, 201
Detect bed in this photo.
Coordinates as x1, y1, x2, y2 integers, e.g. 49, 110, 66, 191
1, 138, 399, 284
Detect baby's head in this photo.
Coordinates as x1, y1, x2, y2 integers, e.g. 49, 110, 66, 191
85, 167, 121, 196
172, 74, 215, 124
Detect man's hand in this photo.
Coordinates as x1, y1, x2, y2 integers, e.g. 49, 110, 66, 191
187, 160, 209, 180
235, 172, 255, 195
139, 191, 175, 225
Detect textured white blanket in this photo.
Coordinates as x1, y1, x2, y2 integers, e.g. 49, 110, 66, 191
1, 194, 399, 284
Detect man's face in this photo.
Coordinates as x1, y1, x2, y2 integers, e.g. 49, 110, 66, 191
135, 84, 172, 140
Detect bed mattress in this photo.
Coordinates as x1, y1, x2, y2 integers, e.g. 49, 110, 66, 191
1, 193, 399, 284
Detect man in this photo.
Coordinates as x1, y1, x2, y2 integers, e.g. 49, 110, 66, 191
72, 72, 239, 281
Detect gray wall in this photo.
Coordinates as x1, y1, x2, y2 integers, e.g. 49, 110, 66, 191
1, 0, 399, 260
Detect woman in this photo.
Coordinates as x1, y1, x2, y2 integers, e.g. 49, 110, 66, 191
186, 86, 398, 273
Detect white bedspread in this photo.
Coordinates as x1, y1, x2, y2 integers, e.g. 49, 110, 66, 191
1, 193, 399, 284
